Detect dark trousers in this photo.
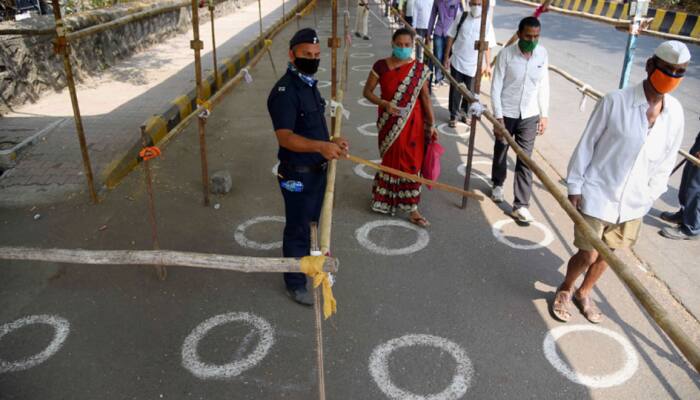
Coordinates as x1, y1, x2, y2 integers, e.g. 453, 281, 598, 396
432, 35, 447, 83
278, 165, 327, 291
415, 28, 428, 62
492, 115, 540, 209
448, 67, 473, 120
677, 132, 700, 235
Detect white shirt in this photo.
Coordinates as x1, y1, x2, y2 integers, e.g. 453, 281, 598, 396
412, 0, 433, 29
447, 10, 496, 77
404, 0, 414, 17
491, 42, 549, 119
567, 83, 684, 224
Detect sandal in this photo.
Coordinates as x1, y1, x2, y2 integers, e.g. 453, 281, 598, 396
573, 293, 603, 324
409, 214, 430, 227
551, 287, 573, 322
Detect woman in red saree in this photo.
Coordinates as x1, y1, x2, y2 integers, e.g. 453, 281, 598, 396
362, 28, 438, 227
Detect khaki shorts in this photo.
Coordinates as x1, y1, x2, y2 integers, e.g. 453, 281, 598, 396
573, 214, 642, 251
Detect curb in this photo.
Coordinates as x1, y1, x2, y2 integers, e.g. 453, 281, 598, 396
103, 0, 315, 188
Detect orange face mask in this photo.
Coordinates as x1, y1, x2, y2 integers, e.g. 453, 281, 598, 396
649, 68, 683, 94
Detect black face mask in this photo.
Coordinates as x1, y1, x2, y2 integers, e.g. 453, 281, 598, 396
293, 57, 320, 75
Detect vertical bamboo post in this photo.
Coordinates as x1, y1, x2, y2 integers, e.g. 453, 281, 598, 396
309, 222, 326, 400
190, 0, 211, 206
139, 126, 167, 280
296, 0, 300, 29
329, 0, 339, 137
282, 0, 286, 20
259, 0, 278, 78
50, 0, 98, 204
460, 0, 489, 209
209, 0, 221, 89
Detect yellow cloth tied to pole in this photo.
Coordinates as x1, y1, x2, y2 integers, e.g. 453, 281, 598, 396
264, 39, 273, 48
300, 256, 337, 319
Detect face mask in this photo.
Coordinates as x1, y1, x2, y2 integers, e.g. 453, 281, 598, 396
518, 39, 538, 53
470, 5, 482, 17
649, 68, 683, 94
392, 46, 412, 60
293, 57, 320, 75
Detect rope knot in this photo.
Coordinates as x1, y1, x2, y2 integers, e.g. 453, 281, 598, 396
139, 146, 161, 161
300, 255, 337, 319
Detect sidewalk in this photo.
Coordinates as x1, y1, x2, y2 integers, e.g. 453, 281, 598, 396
0, 0, 288, 206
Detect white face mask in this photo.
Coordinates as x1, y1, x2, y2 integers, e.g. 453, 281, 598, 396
470, 5, 482, 17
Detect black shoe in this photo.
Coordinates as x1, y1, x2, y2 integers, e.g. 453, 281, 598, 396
460, 115, 468, 124
354, 31, 361, 38
660, 210, 682, 224
362, 35, 371, 40
286, 288, 314, 306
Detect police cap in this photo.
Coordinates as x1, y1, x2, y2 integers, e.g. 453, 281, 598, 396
289, 28, 320, 49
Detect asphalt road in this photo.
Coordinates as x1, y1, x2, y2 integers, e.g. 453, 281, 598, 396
0, 1, 699, 399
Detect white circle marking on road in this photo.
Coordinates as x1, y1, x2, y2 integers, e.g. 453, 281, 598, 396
353, 43, 373, 48
317, 80, 331, 88
357, 122, 379, 137
491, 219, 554, 250
543, 325, 639, 388
317, 67, 327, 73
456, 161, 492, 187
437, 122, 469, 137
355, 219, 430, 255
369, 334, 473, 400
271, 161, 279, 176
182, 312, 274, 380
234, 216, 285, 250
358, 98, 375, 107
0, 315, 70, 373
352, 64, 372, 72
350, 52, 375, 59
354, 159, 382, 179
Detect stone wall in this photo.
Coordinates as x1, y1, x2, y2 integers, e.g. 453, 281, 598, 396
0, 0, 252, 115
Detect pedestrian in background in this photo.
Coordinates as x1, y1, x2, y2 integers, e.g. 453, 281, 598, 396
427, 0, 463, 86
412, 0, 433, 61
443, 0, 495, 128
490, 16, 549, 224
267, 29, 349, 306
553, 41, 690, 323
660, 129, 700, 241
355, 0, 371, 40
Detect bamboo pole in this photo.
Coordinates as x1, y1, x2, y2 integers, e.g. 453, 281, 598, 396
330, 0, 339, 139
384, 0, 700, 373
190, 0, 211, 206
309, 223, 326, 400
319, 91, 344, 254
139, 126, 167, 280
0, 247, 339, 273
461, 0, 490, 208
346, 155, 484, 200
209, 0, 221, 89
50, 0, 98, 205
680, 149, 700, 168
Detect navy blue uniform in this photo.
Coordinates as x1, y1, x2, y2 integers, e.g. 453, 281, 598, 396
678, 132, 700, 236
267, 68, 330, 291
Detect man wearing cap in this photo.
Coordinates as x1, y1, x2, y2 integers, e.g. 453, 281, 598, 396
267, 28, 349, 306
552, 40, 690, 324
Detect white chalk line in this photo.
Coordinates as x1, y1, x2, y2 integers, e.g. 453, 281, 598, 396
353, 43, 373, 48
181, 312, 274, 380
369, 334, 473, 400
0, 314, 70, 373
437, 122, 470, 138
357, 122, 379, 137
543, 325, 639, 388
355, 219, 430, 255
351, 52, 375, 59
234, 216, 285, 250
354, 159, 382, 179
317, 80, 331, 88
491, 219, 554, 250
352, 64, 373, 72
456, 161, 492, 187
358, 98, 375, 107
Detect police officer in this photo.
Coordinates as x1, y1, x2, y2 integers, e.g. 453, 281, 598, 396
267, 28, 349, 306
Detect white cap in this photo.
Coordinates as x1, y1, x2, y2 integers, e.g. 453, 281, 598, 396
654, 40, 691, 65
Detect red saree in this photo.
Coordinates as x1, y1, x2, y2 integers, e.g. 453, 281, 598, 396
370, 59, 431, 215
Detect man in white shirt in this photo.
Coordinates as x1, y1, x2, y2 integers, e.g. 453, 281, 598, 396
443, 0, 495, 127
412, 0, 433, 61
552, 40, 690, 324
490, 16, 549, 224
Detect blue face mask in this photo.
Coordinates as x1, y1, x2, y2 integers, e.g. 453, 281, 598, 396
392, 46, 412, 60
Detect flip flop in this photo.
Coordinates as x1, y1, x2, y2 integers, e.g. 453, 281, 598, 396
409, 215, 430, 227
552, 287, 573, 322
573, 294, 603, 324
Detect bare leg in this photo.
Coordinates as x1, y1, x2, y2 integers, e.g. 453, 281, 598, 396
576, 254, 608, 298
560, 249, 598, 292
